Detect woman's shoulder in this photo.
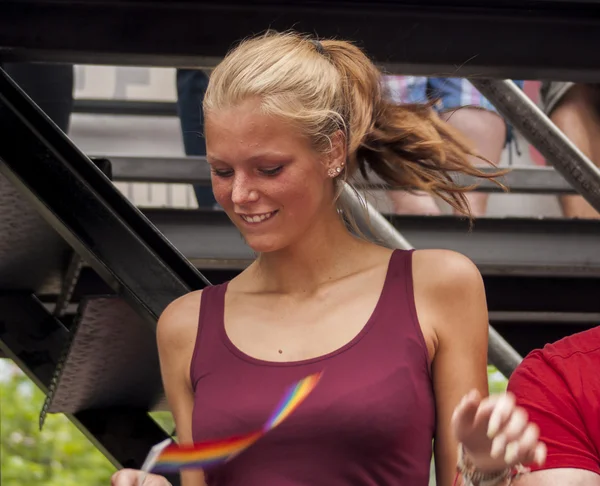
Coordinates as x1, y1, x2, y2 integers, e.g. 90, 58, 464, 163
410, 249, 488, 351
156, 289, 205, 348
163, 288, 205, 319
410, 249, 485, 323
411, 248, 482, 291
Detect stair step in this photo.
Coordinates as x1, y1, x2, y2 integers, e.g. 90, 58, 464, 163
137, 209, 600, 278
0, 173, 71, 294
102, 155, 576, 195
43, 296, 167, 418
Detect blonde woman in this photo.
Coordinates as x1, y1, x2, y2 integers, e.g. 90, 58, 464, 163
112, 32, 545, 486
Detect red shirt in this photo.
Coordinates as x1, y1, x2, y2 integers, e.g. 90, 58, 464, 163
507, 326, 600, 474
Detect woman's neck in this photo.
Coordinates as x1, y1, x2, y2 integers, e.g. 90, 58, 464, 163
249, 212, 372, 296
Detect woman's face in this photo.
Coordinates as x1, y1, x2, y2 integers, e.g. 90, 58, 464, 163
205, 98, 339, 253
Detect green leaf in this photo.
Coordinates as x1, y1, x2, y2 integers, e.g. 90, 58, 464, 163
0, 359, 115, 485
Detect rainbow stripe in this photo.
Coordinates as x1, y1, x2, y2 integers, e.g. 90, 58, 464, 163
264, 371, 322, 430
151, 372, 322, 473
151, 431, 263, 472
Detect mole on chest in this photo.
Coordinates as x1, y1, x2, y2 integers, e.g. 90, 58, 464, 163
226, 303, 376, 362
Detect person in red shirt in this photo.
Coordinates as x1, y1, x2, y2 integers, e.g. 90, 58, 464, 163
506, 326, 600, 485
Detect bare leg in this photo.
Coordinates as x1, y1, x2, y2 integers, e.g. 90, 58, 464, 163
388, 190, 441, 216
441, 108, 507, 218
549, 84, 600, 219
387, 108, 506, 217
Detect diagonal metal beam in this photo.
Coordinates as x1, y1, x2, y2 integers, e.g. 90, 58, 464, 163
471, 79, 600, 214
0, 293, 180, 485
0, 67, 209, 327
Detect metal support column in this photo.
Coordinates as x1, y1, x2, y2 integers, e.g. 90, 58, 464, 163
470, 79, 600, 214
340, 185, 523, 378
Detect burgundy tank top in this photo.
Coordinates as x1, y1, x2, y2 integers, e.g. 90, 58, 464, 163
190, 249, 435, 485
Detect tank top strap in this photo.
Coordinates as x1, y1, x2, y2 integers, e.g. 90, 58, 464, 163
382, 248, 415, 298
189, 282, 229, 389
376, 249, 415, 317
374, 249, 431, 371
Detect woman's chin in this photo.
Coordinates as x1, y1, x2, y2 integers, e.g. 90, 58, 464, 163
243, 234, 287, 254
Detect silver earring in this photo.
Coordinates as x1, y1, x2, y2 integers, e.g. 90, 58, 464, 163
328, 168, 337, 177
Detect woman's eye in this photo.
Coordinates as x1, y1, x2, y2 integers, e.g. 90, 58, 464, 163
260, 166, 283, 176
212, 168, 234, 178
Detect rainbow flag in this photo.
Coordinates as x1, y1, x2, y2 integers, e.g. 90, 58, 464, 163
147, 372, 322, 473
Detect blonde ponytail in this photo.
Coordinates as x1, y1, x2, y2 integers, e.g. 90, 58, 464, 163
204, 30, 505, 218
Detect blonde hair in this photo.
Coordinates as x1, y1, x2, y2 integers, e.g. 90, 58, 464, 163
204, 31, 504, 218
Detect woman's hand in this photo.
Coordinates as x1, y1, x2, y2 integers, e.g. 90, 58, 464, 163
451, 389, 547, 472
111, 469, 172, 486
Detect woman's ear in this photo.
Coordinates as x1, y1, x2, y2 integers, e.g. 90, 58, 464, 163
324, 130, 347, 177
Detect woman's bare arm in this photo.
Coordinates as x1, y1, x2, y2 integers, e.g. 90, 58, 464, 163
157, 291, 207, 486
413, 250, 490, 486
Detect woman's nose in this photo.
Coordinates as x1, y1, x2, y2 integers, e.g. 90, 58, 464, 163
231, 174, 259, 205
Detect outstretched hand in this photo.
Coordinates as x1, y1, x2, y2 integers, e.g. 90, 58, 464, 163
451, 389, 547, 472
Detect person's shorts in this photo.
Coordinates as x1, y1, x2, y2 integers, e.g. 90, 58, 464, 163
384, 76, 525, 144
540, 81, 576, 116
540, 81, 600, 117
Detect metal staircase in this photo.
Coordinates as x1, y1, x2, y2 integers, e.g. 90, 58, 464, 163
1, 1, 600, 483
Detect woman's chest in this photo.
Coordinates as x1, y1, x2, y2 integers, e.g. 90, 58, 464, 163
223, 284, 388, 363
192, 358, 435, 451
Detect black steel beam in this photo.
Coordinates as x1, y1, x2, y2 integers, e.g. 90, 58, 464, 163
489, 311, 600, 325
493, 322, 597, 358
0, 67, 209, 327
135, 209, 600, 277
64, 267, 600, 315
484, 275, 600, 313
73, 99, 178, 118
1, 1, 600, 80
384, 215, 600, 277
0, 293, 180, 484
104, 154, 576, 195
106, 155, 211, 186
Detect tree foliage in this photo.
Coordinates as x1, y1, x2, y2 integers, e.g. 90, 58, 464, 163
488, 365, 509, 394
0, 359, 115, 486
